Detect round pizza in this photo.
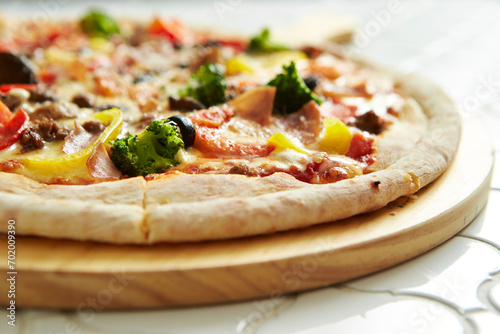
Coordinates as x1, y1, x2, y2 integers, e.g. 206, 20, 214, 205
0, 11, 460, 243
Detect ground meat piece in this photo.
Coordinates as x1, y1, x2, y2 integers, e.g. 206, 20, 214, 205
20, 127, 44, 152
82, 120, 105, 134
35, 118, 69, 141
28, 88, 57, 103
168, 96, 205, 111
72, 93, 94, 108
30, 102, 77, 121
355, 110, 384, 135
0, 93, 23, 111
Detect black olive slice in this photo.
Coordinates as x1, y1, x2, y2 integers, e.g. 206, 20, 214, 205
167, 115, 196, 148
302, 76, 318, 91
0, 52, 38, 85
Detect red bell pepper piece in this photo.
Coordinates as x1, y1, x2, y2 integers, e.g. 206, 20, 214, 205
0, 101, 29, 150
0, 83, 39, 93
148, 17, 191, 45
215, 39, 248, 53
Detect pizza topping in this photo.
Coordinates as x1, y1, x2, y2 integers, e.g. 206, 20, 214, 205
302, 76, 318, 91
147, 17, 193, 46
28, 88, 58, 103
190, 45, 224, 71
33, 118, 69, 142
194, 125, 275, 159
319, 117, 352, 155
0, 89, 27, 112
345, 132, 375, 164
227, 86, 275, 126
0, 84, 39, 94
180, 63, 227, 107
20, 127, 44, 153
110, 118, 185, 177
267, 61, 322, 115
80, 10, 120, 38
354, 110, 384, 135
71, 93, 95, 109
190, 106, 233, 127
86, 142, 121, 180
63, 122, 100, 154
318, 99, 357, 123
0, 52, 38, 85
267, 132, 308, 155
167, 115, 196, 148
0, 101, 29, 151
30, 102, 78, 121
168, 96, 205, 112
247, 28, 288, 53
275, 100, 321, 145
191, 106, 275, 159
82, 120, 106, 134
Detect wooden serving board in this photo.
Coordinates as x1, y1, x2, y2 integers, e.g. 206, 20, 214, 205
0, 117, 493, 309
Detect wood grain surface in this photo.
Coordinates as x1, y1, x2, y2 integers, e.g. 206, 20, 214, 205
0, 116, 493, 310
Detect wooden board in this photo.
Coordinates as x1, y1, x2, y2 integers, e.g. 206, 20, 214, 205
0, 116, 493, 309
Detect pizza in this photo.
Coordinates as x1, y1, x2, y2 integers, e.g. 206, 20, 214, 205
0, 10, 460, 243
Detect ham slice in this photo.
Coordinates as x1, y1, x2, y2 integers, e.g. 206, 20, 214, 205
275, 100, 322, 145
62, 122, 98, 154
86, 142, 121, 180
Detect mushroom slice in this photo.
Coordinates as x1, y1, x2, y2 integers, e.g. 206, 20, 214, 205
228, 86, 276, 126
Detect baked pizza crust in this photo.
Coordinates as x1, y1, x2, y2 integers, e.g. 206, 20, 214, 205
0, 66, 461, 244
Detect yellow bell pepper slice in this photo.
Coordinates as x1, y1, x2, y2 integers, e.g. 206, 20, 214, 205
268, 132, 309, 155
226, 54, 255, 76
24, 108, 123, 171
226, 50, 307, 76
258, 50, 307, 68
319, 118, 352, 154
89, 37, 114, 54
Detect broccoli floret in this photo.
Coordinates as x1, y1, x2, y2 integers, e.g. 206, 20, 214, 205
247, 28, 288, 53
110, 120, 184, 177
180, 63, 226, 107
80, 10, 120, 38
267, 61, 322, 115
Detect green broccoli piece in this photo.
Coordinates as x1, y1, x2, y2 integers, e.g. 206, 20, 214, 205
110, 120, 184, 177
247, 28, 288, 53
80, 10, 120, 38
267, 61, 322, 115
180, 63, 226, 107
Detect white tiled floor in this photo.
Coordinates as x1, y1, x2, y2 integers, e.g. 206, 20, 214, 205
3, 1, 500, 333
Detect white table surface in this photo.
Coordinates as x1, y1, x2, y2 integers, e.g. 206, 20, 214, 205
1, 0, 500, 333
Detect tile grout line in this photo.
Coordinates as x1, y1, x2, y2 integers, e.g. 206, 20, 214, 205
337, 285, 477, 333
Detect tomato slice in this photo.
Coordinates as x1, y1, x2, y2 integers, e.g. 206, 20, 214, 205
191, 106, 274, 159
0, 83, 39, 93
0, 101, 29, 150
346, 133, 375, 164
